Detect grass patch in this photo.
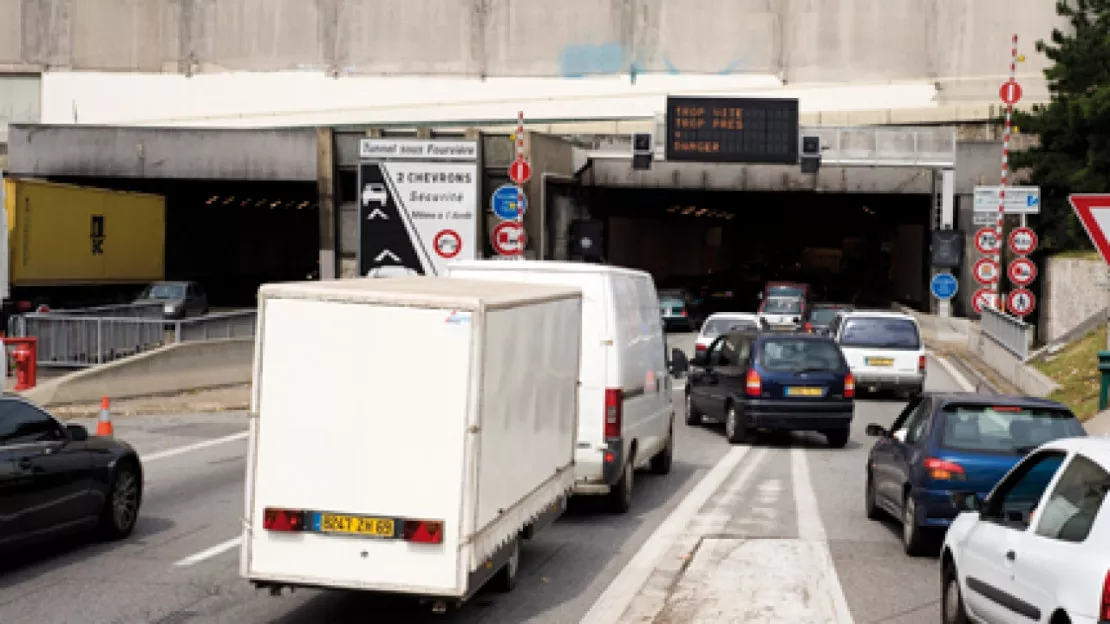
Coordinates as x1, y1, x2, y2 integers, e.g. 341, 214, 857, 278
1052, 249, 1101, 261
1033, 325, 1108, 420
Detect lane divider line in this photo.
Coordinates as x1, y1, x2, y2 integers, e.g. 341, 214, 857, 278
142, 431, 250, 463
174, 536, 243, 567
791, 447, 855, 624
927, 351, 976, 392
579, 444, 754, 624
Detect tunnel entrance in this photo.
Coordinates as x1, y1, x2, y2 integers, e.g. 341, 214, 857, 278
48, 176, 319, 307
583, 187, 931, 313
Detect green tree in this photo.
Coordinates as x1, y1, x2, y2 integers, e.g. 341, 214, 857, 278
1011, 0, 1110, 252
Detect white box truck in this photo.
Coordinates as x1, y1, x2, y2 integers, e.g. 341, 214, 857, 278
241, 276, 583, 609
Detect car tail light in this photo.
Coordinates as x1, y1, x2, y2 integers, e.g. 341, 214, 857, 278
745, 369, 761, 397
403, 519, 445, 544
605, 388, 623, 438
918, 355, 927, 373
803, 322, 813, 332
844, 373, 855, 399
924, 458, 967, 481
263, 508, 307, 532
1101, 569, 1110, 620
680, 308, 688, 317
695, 343, 707, 352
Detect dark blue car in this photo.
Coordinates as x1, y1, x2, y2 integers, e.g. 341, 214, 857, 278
864, 392, 1086, 555
685, 331, 855, 447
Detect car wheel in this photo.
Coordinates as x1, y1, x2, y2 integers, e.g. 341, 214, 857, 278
865, 473, 882, 520
825, 428, 849, 449
685, 392, 702, 426
902, 495, 928, 556
724, 405, 750, 445
490, 536, 520, 593
941, 561, 970, 624
649, 428, 674, 475
99, 459, 141, 540
608, 456, 634, 514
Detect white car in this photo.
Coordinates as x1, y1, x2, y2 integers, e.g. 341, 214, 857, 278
941, 436, 1110, 624
830, 310, 925, 395
694, 312, 761, 355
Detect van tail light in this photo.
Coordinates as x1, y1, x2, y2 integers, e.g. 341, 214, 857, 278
745, 370, 762, 397
803, 322, 813, 332
844, 373, 855, 399
924, 457, 967, 481
403, 519, 445, 544
604, 388, 623, 438
695, 343, 707, 352
1101, 569, 1110, 620
263, 508, 307, 532
918, 355, 927, 374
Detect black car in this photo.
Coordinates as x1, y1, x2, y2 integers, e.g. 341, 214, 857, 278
681, 330, 855, 447
805, 303, 855, 335
0, 395, 144, 555
135, 281, 210, 320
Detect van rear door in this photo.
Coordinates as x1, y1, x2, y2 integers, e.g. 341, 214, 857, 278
837, 315, 923, 376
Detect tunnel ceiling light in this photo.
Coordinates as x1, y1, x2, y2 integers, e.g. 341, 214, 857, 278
695, 209, 708, 217
205, 196, 218, 205
681, 207, 696, 215
223, 196, 236, 205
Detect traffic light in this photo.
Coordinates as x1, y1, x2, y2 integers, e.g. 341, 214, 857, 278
631, 132, 653, 171
800, 135, 821, 174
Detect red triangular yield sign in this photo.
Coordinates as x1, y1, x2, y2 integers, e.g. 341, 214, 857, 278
1069, 194, 1110, 265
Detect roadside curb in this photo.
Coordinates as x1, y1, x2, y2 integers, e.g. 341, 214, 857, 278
928, 351, 976, 393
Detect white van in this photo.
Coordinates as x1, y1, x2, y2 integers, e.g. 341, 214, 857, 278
446, 261, 676, 513
831, 310, 926, 395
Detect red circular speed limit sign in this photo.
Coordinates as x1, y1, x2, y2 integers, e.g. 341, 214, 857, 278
1008, 227, 1038, 256
1007, 288, 1036, 317
974, 227, 1002, 254
1008, 257, 1038, 287
973, 257, 1000, 285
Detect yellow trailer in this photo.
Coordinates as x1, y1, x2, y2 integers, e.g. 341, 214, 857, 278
2, 178, 165, 287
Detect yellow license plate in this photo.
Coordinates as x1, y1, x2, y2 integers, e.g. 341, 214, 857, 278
866, 357, 894, 367
318, 514, 396, 537
786, 386, 824, 397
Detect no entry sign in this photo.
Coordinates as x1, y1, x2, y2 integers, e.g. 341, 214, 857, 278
974, 227, 1002, 254
999, 79, 1023, 105
1008, 227, 1038, 256
509, 158, 532, 185
1008, 257, 1037, 287
973, 257, 1000, 285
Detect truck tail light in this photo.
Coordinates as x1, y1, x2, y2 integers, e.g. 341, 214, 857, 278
924, 457, 967, 481
1101, 569, 1110, 620
604, 388, 623, 438
919, 355, 927, 374
745, 370, 761, 397
263, 508, 306, 532
403, 519, 445, 544
844, 373, 855, 399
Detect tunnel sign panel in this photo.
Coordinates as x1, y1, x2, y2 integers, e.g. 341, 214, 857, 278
665, 96, 799, 164
357, 140, 478, 276
930, 273, 958, 301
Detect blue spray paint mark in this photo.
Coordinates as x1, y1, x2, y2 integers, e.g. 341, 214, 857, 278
559, 42, 628, 77
662, 56, 681, 75
717, 59, 745, 75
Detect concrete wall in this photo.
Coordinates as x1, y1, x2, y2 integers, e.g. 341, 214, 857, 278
22, 337, 253, 407
1041, 256, 1107, 344
0, 73, 40, 144
6, 124, 317, 180
0, 0, 1060, 111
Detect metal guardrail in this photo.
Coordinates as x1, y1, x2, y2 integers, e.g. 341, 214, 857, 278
980, 306, 1031, 362
47, 302, 168, 318
8, 310, 257, 368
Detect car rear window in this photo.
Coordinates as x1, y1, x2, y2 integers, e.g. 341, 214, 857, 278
939, 404, 1086, 454
702, 318, 758, 337
809, 308, 842, 325
758, 338, 846, 373
768, 285, 805, 298
660, 297, 685, 308
839, 317, 920, 350
762, 297, 802, 314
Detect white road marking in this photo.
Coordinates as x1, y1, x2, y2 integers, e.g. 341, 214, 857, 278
579, 444, 755, 624
791, 446, 855, 623
142, 431, 250, 463
174, 536, 242, 567
928, 352, 976, 392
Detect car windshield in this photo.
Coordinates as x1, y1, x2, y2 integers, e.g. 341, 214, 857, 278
702, 318, 758, 337
839, 317, 920, 349
762, 297, 801, 314
939, 405, 1086, 454
768, 285, 805, 298
809, 308, 843, 325
142, 284, 186, 300
758, 338, 845, 373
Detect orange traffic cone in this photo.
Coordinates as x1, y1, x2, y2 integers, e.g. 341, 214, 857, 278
96, 396, 114, 437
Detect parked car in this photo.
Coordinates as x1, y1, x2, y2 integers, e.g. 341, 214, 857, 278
694, 312, 761, 355
804, 303, 854, 335
134, 280, 209, 319
758, 295, 807, 331
685, 330, 855, 448
658, 288, 706, 331
0, 395, 144, 555
446, 260, 675, 514
941, 436, 1110, 624
864, 393, 1086, 556
831, 310, 925, 395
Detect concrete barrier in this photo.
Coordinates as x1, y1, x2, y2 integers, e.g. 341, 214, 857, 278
19, 337, 254, 408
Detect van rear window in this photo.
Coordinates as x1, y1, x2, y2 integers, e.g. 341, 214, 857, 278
839, 317, 920, 350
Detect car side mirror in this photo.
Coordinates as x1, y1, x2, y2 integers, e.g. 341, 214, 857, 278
865, 424, 887, 437
65, 423, 89, 442
669, 348, 689, 377
950, 491, 983, 513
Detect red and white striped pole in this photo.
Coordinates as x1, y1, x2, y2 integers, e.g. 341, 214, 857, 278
515, 111, 525, 257
991, 34, 1019, 310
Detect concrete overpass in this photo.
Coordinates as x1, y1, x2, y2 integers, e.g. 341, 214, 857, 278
1, 0, 1062, 117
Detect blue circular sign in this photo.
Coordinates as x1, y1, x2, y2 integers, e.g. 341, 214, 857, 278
930, 272, 959, 301
491, 184, 527, 221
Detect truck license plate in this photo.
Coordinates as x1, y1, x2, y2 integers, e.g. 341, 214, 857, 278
316, 513, 396, 538
786, 386, 824, 397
